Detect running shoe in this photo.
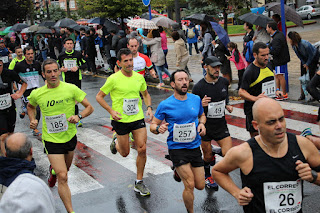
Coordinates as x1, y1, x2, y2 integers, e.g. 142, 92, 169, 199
173, 168, 181, 182
283, 93, 288, 100
32, 129, 42, 136
48, 165, 57, 187
76, 120, 83, 127
19, 112, 26, 119
110, 132, 117, 154
134, 181, 151, 196
275, 95, 284, 101
301, 128, 313, 137
205, 176, 219, 190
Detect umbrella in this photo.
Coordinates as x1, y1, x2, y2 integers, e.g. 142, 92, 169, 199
238, 12, 274, 28
87, 17, 105, 24
11, 23, 29, 32
140, 13, 158, 20
37, 28, 52, 34
185, 14, 216, 24
54, 18, 77, 28
39, 20, 56, 27
21, 27, 31, 33
264, 2, 303, 27
127, 19, 158, 29
69, 24, 89, 32
0, 26, 13, 36
103, 19, 119, 32
29, 25, 46, 32
210, 22, 230, 48
151, 16, 176, 28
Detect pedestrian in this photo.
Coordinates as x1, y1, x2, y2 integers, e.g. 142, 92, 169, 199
288, 31, 320, 101
158, 26, 168, 69
252, 25, 270, 44
212, 38, 232, 83
243, 22, 255, 65
172, 23, 187, 43
266, 21, 290, 100
27, 58, 94, 213
199, 22, 215, 76
86, 28, 97, 75
37, 35, 48, 62
192, 56, 233, 190
150, 70, 206, 213
227, 42, 246, 90
171, 31, 190, 80
212, 97, 320, 213
142, 29, 171, 88
0, 40, 11, 69
115, 30, 128, 55
7, 37, 18, 54
272, 14, 287, 34
96, 48, 153, 196
186, 22, 200, 56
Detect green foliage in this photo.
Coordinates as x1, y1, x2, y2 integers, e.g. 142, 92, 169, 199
34, 5, 67, 22
0, 0, 33, 25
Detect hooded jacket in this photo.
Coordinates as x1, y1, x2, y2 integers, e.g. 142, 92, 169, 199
174, 38, 189, 65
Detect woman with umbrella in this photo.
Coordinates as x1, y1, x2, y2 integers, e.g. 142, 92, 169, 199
288, 31, 320, 100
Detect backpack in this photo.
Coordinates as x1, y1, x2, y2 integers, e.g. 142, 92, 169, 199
187, 28, 195, 39
245, 40, 254, 63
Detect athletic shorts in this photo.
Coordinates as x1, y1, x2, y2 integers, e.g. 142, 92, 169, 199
169, 147, 204, 168
201, 122, 230, 142
0, 109, 16, 135
43, 135, 77, 154
111, 119, 146, 136
274, 64, 288, 75
246, 114, 258, 133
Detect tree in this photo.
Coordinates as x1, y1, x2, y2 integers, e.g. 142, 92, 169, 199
0, 0, 33, 25
34, 5, 67, 22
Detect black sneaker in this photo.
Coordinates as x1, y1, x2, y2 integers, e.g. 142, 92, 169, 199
173, 168, 181, 182
110, 132, 117, 154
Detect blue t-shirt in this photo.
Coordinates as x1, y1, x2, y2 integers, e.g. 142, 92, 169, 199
154, 93, 204, 150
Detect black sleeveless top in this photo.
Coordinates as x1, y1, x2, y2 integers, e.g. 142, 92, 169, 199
241, 133, 306, 213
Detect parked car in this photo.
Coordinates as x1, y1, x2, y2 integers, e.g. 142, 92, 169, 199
296, 4, 320, 20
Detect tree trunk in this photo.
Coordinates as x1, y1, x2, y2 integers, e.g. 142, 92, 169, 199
223, 8, 227, 31
175, 0, 180, 23
66, 0, 71, 18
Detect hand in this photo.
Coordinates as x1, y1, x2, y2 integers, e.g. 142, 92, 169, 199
110, 110, 122, 121
276, 91, 283, 98
11, 92, 22, 100
255, 92, 268, 101
202, 95, 211, 107
60, 67, 68, 72
146, 108, 154, 122
226, 56, 231, 60
158, 123, 169, 134
236, 187, 254, 206
296, 160, 314, 182
30, 119, 38, 130
67, 115, 80, 124
303, 64, 309, 71
70, 66, 79, 72
226, 105, 233, 113
197, 123, 206, 136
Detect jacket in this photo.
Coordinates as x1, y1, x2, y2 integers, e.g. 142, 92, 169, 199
293, 39, 319, 67
86, 35, 97, 58
142, 37, 165, 66
174, 38, 189, 65
186, 24, 199, 44
229, 49, 246, 70
269, 30, 290, 66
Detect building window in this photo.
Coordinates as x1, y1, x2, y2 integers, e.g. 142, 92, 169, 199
60, 2, 65, 9
70, 0, 76, 8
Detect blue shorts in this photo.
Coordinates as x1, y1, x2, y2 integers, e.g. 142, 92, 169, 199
274, 64, 288, 75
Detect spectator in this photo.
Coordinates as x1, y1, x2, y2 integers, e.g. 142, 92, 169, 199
37, 35, 48, 61
7, 37, 18, 53
252, 25, 271, 44
212, 39, 232, 83
86, 29, 97, 75
186, 22, 200, 56
172, 31, 190, 79
172, 23, 187, 43
272, 14, 287, 34
158, 26, 168, 69
243, 22, 254, 60
227, 42, 246, 89
116, 30, 128, 55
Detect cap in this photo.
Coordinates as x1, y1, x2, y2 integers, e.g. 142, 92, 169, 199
204, 56, 222, 68
117, 30, 125, 37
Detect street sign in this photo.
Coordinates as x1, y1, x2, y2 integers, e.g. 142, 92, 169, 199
142, 0, 150, 6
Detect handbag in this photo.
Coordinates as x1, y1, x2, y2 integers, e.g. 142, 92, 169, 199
299, 69, 310, 100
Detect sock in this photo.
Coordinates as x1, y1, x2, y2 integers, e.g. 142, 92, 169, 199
51, 168, 56, 176
135, 179, 142, 184
204, 161, 211, 178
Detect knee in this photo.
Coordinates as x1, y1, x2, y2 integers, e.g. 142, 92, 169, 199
195, 180, 205, 190
119, 150, 130, 157
57, 171, 68, 184
184, 179, 195, 191
137, 143, 146, 156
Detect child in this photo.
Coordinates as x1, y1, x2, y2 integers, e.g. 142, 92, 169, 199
227, 42, 246, 90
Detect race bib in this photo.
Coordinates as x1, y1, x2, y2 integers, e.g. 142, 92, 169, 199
207, 100, 225, 118
64, 60, 77, 70
173, 122, 197, 143
0, 93, 12, 110
45, 114, 68, 134
0, 56, 9, 64
262, 80, 276, 98
123, 98, 139, 115
264, 180, 302, 213
18, 71, 40, 89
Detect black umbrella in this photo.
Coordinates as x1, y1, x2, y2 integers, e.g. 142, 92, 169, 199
69, 24, 89, 32
185, 14, 217, 24
238, 13, 275, 28
54, 18, 77, 28
140, 12, 157, 20
11, 23, 29, 32
37, 28, 52, 34
103, 19, 119, 32
39, 20, 56, 27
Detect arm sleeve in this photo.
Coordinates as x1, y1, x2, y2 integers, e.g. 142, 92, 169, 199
154, 102, 165, 121
27, 90, 38, 107
142, 38, 157, 46
100, 76, 114, 95
240, 69, 252, 90
140, 78, 147, 92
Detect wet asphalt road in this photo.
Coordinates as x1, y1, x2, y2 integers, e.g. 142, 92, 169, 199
14, 74, 320, 213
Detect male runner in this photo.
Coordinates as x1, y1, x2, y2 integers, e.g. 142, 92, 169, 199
239, 42, 282, 138
212, 98, 320, 213
13, 45, 43, 136
0, 41, 11, 69
27, 58, 94, 213
150, 70, 206, 213
192, 56, 233, 189
8, 46, 25, 71
0, 59, 27, 155
58, 38, 86, 127
96, 48, 153, 196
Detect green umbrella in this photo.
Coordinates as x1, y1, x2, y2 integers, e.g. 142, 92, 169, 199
0, 26, 13, 35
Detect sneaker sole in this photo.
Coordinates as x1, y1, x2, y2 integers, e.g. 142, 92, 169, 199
110, 141, 117, 154
205, 184, 219, 190
134, 187, 151, 196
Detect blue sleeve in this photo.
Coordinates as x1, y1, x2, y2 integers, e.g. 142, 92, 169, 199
198, 97, 204, 117
306, 42, 317, 66
154, 102, 165, 121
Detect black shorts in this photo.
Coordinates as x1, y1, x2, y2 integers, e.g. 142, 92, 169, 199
0, 109, 16, 135
246, 114, 258, 133
43, 135, 77, 154
111, 119, 146, 135
169, 147, 204, 168
201, 121, 230, 142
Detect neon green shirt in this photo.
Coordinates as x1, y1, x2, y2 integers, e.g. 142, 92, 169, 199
8, 56, 25, 70
28, 81, 86, 143
100, 71, 147, 123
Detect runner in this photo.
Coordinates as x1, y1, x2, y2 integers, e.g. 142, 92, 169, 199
150, 70, 206, 213
0, 59, 27, 155
13, 45, 43, 136
212, 98, 320, 213
192, 56, 233, 189
114, 37, 156, 77
96, 48, 153, 196
57, 38, 86, 127
0, 40, 11, 69
8, 47, 25, 71
27, 58, 94, 213
239, 42, 282, 137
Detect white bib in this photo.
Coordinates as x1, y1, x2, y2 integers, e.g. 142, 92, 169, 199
63, 60, 77, 70
45, 114, 69, 134
18, 71, 40, 90
263, 179, 302, 213
0, 56, 9, 64
207, 100, 225, 118
262, 80, 276, 98
123, 98, 139, 115
173, 122, 197, 143
0, 93, 12, 110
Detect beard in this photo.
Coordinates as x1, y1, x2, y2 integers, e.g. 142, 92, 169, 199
176, 85, 188, 95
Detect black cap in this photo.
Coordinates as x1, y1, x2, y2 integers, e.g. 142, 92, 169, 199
204, 56, 222, 67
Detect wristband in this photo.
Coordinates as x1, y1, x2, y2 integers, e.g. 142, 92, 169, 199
276, 88, 280, 91
156, 125, 160, 134
199, 122, 205, 125
147, 106, 153, 110
311, 170, 318, 183
78, 114, 83, 120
